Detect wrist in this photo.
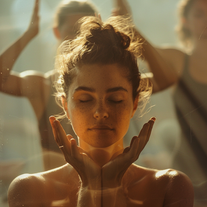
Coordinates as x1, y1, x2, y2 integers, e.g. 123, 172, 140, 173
24, 29, 37, 40
102, 186, 128, 207
81, 176, 101, 190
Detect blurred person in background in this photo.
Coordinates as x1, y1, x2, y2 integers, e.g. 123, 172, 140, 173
114, 0, 207, 206
0, 0, 98, 171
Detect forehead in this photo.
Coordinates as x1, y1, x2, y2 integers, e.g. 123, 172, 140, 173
69, 64, 131, 93
62, 13, 91, 29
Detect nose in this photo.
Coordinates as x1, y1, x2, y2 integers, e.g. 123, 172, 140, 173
93, 100, 109, 119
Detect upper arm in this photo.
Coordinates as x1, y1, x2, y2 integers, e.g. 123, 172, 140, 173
0, 70, 49, 98
8, 174, 45, 207
156, 47, 185, 77
163, 170, 194, 207
148, 47, 185, 92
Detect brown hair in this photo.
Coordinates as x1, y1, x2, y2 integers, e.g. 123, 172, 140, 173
55, 16, 151, 115
54, 0, 97, 30
176, 0, 195, 47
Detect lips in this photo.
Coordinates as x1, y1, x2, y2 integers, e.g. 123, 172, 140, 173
89, 125, 114, 130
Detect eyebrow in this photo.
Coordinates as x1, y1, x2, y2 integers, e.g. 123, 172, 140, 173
74, 86, 128, 93
106, 87, 128, 93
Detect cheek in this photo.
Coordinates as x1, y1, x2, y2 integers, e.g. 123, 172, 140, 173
68, 104, 92, 135
112, 102, 134, 129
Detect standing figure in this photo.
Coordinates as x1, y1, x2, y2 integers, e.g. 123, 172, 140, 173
114, 0, 207, 205
0, 0, 97, 170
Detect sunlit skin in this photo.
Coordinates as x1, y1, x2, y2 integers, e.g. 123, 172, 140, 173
62, 64, 138, 166
8, 63, 193, 207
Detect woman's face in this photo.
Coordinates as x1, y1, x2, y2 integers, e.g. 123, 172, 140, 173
185, 0, 207, 39
64, 64, 138, 148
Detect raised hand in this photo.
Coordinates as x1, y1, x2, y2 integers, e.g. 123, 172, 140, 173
27, 0, 40, 38
112, 0, 131, 16
49, 116, 101, 189
50, 116, 155, 188
102, 118, 155, 188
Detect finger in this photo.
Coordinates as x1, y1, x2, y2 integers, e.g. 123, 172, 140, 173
146, 117, 155, 142
66, 134, 73, 142
128, 136, 140, 161
49, 116, 61, 145
49, 117, 70, 159
54, 120, 67, 146
57, 132, 73, 162
95, 12, 102, 20
70, 138, 81, 159
139, 117, 155, 152
137, 122, 150, 151
49, 117, 72, 157
126, 121, 152, 162
123, 147, 130, 153
34, 0, 39, 12
129, 135, 138, 148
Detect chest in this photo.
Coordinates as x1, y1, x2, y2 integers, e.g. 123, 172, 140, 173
43, 180, 79, 207
188, 57, 207, 84
126, 179, 166, 207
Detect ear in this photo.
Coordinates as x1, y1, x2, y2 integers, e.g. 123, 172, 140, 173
53, 26, 61, 40
131, 96, 139, 118
61, 96, 70, 119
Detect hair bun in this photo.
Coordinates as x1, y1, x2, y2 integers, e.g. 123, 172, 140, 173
116, 31, 130, 49
88, 24, 131, 50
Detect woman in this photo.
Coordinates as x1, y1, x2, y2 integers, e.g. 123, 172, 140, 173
0, 0, 97, 170
8, 16, 193, 207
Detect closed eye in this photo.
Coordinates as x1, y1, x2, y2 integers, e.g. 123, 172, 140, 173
79, 99, 92, 103
109, 99, 123, 103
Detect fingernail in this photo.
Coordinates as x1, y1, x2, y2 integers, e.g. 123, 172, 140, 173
150, 117, 156, 122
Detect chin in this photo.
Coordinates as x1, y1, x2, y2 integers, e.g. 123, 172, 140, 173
89, 139, 118, 148
88, 135, 121, 148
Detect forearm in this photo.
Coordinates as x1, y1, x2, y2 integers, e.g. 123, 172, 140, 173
77, 185, 101, 207
134, 28, 177, 92
78, 186, 128, 207
113, 0, 131, 15
102, 186, 128, 207
0, 29, 35, 84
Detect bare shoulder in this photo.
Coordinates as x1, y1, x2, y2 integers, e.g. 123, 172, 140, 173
8, 173, 46, 207
126, 166, 193, 207
8, 164, 78, 207
18, 70, 50, 84
149, 168, 194, 207
152, 168, 192, 186
160, 169, 194, 206
1, 70, 50, 97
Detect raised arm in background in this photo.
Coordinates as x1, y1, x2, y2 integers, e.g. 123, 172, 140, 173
0, 0, 51, 120
113, 0, 186, 93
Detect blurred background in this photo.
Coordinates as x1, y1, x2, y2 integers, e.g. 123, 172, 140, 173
0, 0, 182, 206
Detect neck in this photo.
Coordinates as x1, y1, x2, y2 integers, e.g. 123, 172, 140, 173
79, 139, 124, 167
